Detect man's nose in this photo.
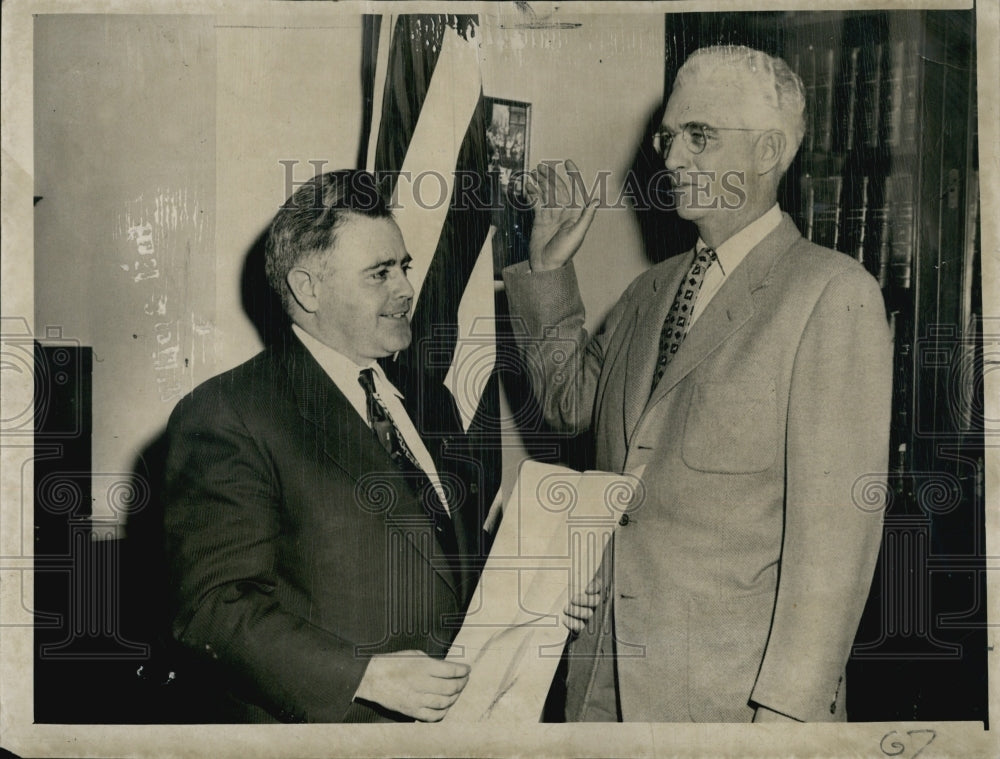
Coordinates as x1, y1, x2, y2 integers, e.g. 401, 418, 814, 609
664, 135, 689, 171
394, 269, 415, 300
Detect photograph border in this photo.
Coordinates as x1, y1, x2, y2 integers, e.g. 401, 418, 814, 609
2, 1, 997, 757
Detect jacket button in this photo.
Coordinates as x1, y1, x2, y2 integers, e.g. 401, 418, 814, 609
619, 513, 630, 526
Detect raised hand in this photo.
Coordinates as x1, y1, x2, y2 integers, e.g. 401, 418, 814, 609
525, 159, 599, 272
354, 650, 471, 722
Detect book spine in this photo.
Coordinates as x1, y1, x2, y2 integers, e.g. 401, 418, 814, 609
815, 47, 837, 155
840, 47, 861, 154
885, 173, 915, 289
872, 179, 891, 289
802, 174, 816, 242
899, 39, 920, 154
799, 47, 817, 155
844, 174, 870, 265
886, 40, 906, 151
810, 175, 843, 250
860, 43, 884, 149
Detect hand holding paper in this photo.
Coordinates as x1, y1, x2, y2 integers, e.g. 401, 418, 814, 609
443, 461, 643, 722
562, 578, 602, 635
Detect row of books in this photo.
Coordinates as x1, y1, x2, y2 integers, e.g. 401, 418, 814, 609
793, 38, 920, 289
799, 171, 914, 290
792, 38, 920, 160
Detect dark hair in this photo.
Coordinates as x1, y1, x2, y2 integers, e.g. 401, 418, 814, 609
265, 170, 392, 312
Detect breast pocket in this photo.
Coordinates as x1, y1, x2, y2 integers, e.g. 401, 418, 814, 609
681, 381, 778, 474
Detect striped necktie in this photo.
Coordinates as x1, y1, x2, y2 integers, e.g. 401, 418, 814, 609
650, 247, 718, 392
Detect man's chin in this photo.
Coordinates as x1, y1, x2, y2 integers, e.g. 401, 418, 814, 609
674, 203, 706, 222
385, 325, 412, 354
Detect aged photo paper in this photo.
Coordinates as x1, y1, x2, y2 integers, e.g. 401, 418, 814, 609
2, 0, 997, 757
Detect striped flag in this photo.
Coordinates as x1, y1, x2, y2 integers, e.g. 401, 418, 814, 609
364, 14, 502, 552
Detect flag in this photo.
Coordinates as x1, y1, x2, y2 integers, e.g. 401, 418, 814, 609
363, 14, 502, 554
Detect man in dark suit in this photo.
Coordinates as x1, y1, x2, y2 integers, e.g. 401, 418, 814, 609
505, 45, 893, 722
164, 170, 476, 722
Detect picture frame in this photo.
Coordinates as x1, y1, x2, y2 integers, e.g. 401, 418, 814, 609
484, 97, 533, 277
485, 96, 531, 193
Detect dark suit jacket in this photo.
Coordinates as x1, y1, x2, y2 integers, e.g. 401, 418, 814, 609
504, 215, 893, 722
163, 334, 483, 722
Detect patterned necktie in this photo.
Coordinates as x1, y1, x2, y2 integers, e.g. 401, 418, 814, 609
650, 247, 718, 392
357, 369, 455, 549
358, 368, 423, 473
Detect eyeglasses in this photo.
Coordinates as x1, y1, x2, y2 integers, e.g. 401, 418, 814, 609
652, 123, 764, 159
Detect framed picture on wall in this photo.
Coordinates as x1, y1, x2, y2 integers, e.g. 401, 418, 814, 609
485, 97, 533, 277
485, 96, 531, 191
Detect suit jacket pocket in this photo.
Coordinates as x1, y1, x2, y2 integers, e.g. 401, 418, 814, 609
686, 592, 772, 722
681, 381, 777, 473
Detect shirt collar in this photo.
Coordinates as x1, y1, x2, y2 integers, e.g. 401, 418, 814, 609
696, 203, 782, 277
291, 324, 403, 399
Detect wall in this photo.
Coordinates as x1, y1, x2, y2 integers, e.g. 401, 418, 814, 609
213, 15, 363, 373
481, 13, 664, 332
33, 10, 663, 524
34, 15, 219, 528
478, 13, 665, 490
34, 13, 363, 524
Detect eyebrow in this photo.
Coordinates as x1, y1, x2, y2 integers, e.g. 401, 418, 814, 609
364, 253, 412, 271
660, 121, 714, 133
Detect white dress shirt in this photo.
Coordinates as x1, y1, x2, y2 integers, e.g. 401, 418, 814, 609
690, 203, 782, 326
292, 324, 451, 514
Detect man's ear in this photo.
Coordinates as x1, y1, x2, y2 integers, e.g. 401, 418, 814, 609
757, 130, 787, 176
286, 266, 321, 314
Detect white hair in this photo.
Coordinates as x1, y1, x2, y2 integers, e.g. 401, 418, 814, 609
674, 45, 807, 172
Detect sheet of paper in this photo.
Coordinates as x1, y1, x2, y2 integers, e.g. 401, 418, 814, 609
444, 461, 643, 722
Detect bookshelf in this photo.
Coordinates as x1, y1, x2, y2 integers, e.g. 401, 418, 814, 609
664, 9, 983, 723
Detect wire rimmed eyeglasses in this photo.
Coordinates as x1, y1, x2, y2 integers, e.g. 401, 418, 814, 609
652, 123, 765, 159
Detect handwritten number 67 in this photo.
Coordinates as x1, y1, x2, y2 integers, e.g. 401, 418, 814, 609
881, 729, 936, 759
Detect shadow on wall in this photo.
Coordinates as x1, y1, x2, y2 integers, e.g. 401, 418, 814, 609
111, 226, 286, 723
240, 225, 292, 348
627, 102, 698, 267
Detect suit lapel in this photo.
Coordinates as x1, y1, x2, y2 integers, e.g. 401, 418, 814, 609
282, 336, 462, 600
622, 255, 690, 443
635, 215, 802, 426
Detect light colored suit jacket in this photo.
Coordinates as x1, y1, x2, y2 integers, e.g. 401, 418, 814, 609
503, 215, 893, 722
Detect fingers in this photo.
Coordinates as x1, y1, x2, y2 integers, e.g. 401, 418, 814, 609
424, 675, 468, 698
561, 607, 591, 634
525, 159, 599, 272
422, 690, 463, 711
531, 160, 583, 209
564, 603, 595, 621
563, 618, 587, 635
571, 197, 599, 237
423, 662, 470, 697
562, 579, 602, 634
426, 659, 470, 679
523, 172, 541, 206
414, 706, 451, 722
567, 589, 601, 608
535, 161, 568, 198
356, 651, 472, 721
412, 660, 469, 721
562, 588, 601, 634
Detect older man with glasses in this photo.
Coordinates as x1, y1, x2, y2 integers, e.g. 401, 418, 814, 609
503, 45, 893, 723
